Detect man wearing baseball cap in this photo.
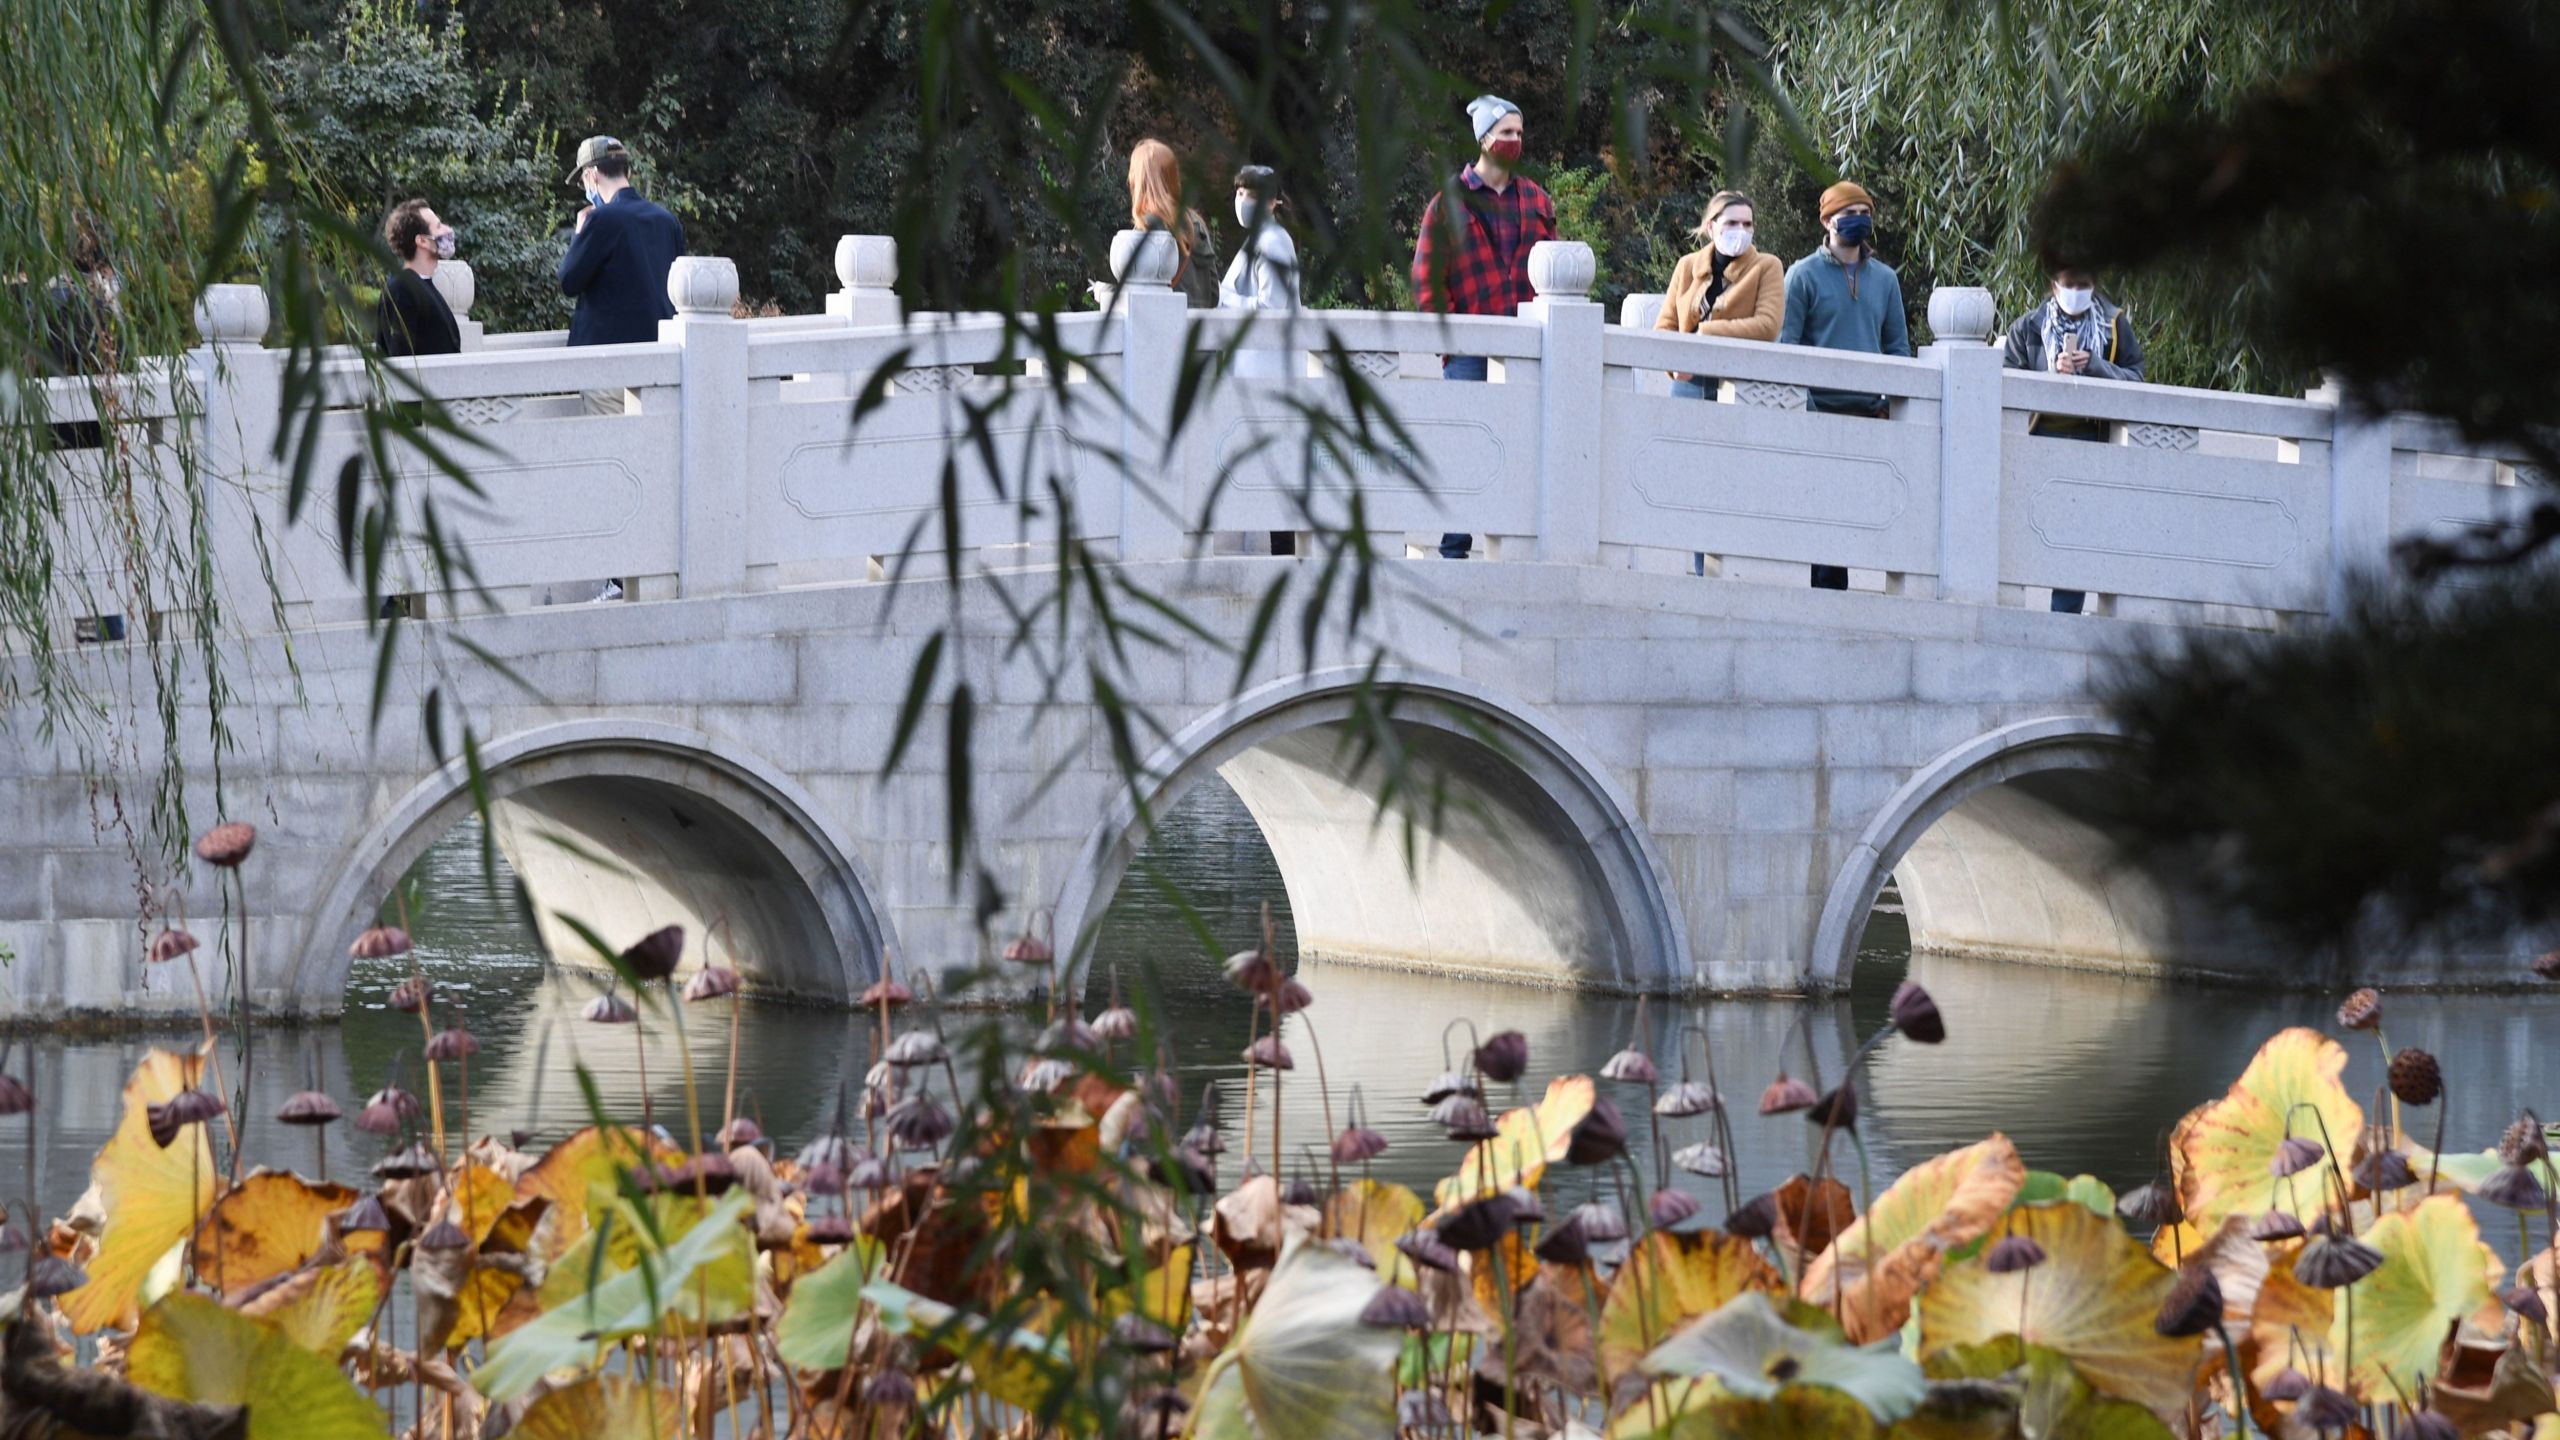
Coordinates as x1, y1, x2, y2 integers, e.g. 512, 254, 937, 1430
1409, 93, 1555, 560
558, 136, 687, 347
1778, 179, 1911, 589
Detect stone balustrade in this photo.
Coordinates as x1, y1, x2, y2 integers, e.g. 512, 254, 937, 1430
31, 234, 2543, 635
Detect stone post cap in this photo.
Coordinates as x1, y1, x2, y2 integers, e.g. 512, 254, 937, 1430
835, 235, 897, 292
1925, 286, 1997, 345
668, 255, 741, 316
1109, 228, 1180, 288
428, 258, 475, 318
1528, 240, 1595, 300
193, 284, 269, 347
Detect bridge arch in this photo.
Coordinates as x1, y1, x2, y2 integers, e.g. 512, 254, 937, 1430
1809, 715, 2185, 988
1050, 668, 1692, 993
289, 719, 890, 1010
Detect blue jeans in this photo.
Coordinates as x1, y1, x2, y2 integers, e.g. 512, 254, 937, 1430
1670, 375, 1713, 400
1440, 357, 1488, 557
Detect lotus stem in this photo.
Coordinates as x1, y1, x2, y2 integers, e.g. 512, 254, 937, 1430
230, 868, 254, 1184
1489, 1240, 1518, 1440
2214, 1322, 2252, 1438
178, 946, 238, 1153
1301, 1018, 1339, 1199
1239, 995, 1261, 1177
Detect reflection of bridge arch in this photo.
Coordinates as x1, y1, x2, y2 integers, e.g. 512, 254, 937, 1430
1809, 715, 2179, 988
1049, 668, 1692, 993
289, 720, 891, 1010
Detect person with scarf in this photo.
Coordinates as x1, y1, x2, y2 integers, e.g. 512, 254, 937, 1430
1653, 189, 1785, 397
2003, 265, 2148, 612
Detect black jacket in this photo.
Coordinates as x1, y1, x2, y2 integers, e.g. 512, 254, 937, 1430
559, 189, 687, 346
376, 268, 460, 357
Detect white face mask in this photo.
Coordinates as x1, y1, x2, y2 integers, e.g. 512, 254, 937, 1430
1713, 226, 1752, 258
2055, 286, 2094, 315
1235, 197, 1262, 229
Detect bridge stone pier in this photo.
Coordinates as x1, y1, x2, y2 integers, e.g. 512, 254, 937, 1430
2, 233, 2544, 1021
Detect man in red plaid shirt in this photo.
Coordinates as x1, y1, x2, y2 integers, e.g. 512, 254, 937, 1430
1411, 94, 1555, 558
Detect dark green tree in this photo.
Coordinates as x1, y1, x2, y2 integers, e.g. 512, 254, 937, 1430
2057, 0, 2560, 962
268, 0, 566, 328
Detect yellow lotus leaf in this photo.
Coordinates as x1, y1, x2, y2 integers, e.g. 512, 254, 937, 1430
61, 1048, 218, 1334
2243, 1241, 2337, 1399
128, 1293, 385, 1440
240, 1257, 383, 1354
1435, 1075, 1595, 1207
1324, 1178, 1425, 1288
515, 1124, 683, 1258
512, 1374, 681, 1440
1802, 1135, 2026, 1342
447, 1160, 517, 1246
1469, 1230, 1537, 1317
1099, 1243, 1194, 1334
1606, 1378, 1884, 1439
441, 1264, 529, 1348
2333, 1194, 2503, 1399
189, 1171, 358, 1295
2170, 1028, 2361, 1231
1917, 1203, 2199, 1424
1597, 1229, 1782, 1382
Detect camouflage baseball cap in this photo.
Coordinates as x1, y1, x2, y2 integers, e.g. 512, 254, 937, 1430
564, 136, 629, 186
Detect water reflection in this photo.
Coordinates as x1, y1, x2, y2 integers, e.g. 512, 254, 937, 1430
14, 783, 2557, 1260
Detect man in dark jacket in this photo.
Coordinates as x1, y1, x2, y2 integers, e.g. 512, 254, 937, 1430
559, 136, 686, 346
375, 198, 461, 358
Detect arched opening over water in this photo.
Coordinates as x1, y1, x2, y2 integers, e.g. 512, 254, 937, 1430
1053, 669, 1691, 994
1812, 716, 2227, 988
290, 719, 890, 1009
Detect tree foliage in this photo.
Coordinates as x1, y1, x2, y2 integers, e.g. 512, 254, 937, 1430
266, 0, 566, 329
1766, 0, 2374, 389
2084, 0, 2560, 957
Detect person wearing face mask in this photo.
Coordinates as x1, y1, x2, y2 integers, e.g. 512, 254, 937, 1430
1410, 93, 1556, 559
1779, 179, 1911, 589
558, 135, 687, 347
375, 198, 461, 358
1220, 165, 1299, 329
1653, 189, 1785, 398
2002, 265, 2147, 612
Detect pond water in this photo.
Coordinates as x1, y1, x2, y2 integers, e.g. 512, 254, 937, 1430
10, 782, 2554, 1244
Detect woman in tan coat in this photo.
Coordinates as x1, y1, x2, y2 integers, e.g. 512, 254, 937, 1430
1653, 189, 1784, 398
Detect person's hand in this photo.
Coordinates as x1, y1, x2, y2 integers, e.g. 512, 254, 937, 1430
574, 205, 595, 233
2055, 347, 2089, 376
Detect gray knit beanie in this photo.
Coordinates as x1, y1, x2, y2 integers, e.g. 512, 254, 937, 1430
1467, 94, 1521, 142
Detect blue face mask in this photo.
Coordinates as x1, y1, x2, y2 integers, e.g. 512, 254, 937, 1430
1833, 212, 1874, 249
585, 187, 605, 208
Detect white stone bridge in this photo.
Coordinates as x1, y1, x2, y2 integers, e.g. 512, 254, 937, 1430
2, 235, 2542, 1021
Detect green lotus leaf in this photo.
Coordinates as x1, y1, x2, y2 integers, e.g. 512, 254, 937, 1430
1191, 1237, 1400, 1440
1641, 1290, 1928, 1425
474, 1189, 755, 1403
127, 1293, 384, 1440
2333, 1193, 2503, 1399
772, 1236, 886, 1373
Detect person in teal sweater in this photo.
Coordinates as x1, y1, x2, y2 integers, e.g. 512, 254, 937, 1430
1777, 179, 1911, 589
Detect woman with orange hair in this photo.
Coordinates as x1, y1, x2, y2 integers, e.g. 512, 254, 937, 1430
1127, 139, 1222, 309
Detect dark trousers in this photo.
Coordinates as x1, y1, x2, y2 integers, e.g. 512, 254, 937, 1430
1807, 395, 1892, 590
2036, 420, 2108, 613
1439, 356, 1489, 557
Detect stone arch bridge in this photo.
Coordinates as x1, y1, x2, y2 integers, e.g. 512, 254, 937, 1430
0, 236, 2539, 1020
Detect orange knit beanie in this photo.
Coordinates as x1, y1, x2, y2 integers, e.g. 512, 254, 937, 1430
1818, 180, 1874, 222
